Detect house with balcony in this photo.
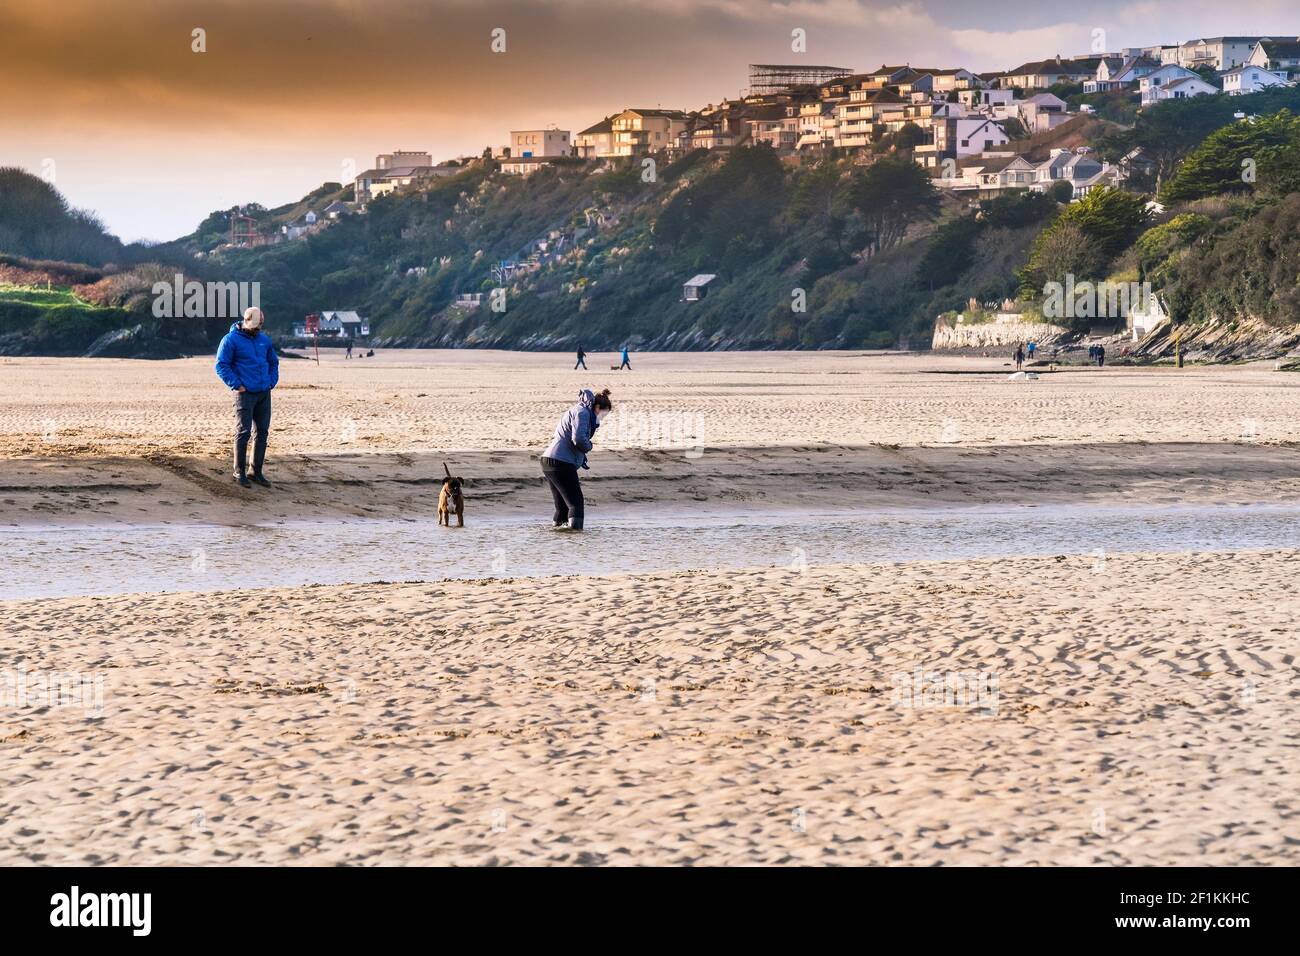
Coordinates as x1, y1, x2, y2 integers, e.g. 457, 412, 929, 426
796, 101, 838, 150
575, 118, 616, 158
915, 116, 1009, 167
881, 100, 963, 139
1247, 38, 1300, 79
748, 105, 802, 151
833, 89, 907, 148
609, 109, 689, 156
1175, 36, 1268, 71
354, 154, 459, 203
679, 108, 753, 152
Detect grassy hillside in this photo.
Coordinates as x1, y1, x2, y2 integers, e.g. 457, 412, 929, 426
0, 282, 135, 356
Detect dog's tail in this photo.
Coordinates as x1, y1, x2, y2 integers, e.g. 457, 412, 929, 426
443, 461, 451, 479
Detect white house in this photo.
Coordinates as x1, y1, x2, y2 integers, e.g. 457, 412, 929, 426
1174, 36, 1268, 71
920, 117, 1009, 165
906, 67, 981, 94
1221, 64, 1289, 94
1140, 64, 1211, 105
575, 118, 615, 158
293, 311, 370, 338
509, 129, 571, 158
1018, 93, 1070, 133
1247, 38, 1300, 79
958, 88, 1013, 110
1085, 55, 1159, 92
499, 155, 565, 176
1129, 293, 1168, 341
1149, 74, 1219, 104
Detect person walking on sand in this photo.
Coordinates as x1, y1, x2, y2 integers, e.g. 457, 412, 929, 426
618, 346, 631, 371
1014, 344, 1024, 370
1026, 340, 1036, 360
215, 306, 279, 488
575, 346, 587, 370
1096, 343, 1106, 368
540, 387, 612, 531
345, 338, 354, 359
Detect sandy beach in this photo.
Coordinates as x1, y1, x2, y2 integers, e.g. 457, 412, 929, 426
2, 350, 1298, 865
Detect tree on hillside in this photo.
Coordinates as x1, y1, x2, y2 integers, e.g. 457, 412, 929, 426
785, 160, 851, 260
1119, 96, 1246, 190
0, 167, 124, 265
1017, 187, 1146, 299
652, 145, 785, 266
1018, 220, 1107, 300
1161, 110, 1300, 202
1055, 185, 1147, 259
1134, 213, 1214, 288
846, 156, 940, 255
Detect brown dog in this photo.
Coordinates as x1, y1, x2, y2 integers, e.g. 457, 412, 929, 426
438, 462, 464, 527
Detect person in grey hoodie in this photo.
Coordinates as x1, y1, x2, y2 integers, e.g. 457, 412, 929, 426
541, 387, 612, 530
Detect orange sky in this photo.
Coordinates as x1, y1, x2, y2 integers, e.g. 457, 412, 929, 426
3, 0, 1297, 241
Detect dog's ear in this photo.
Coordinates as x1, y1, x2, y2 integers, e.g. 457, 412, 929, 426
443, 461, 451, 478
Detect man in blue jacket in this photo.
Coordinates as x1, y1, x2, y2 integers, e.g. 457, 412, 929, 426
215, 307, 279, 488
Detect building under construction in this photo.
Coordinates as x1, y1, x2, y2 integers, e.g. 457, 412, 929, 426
747, 63, 853, 95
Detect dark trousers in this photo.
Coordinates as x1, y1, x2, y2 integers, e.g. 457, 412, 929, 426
575, 357, 586, 369
541, 456, 584, 529
619, 358, 631, 369
234, 389, 272, 476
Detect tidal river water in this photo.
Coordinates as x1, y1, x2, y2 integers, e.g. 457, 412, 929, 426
3, 501, 1298, 600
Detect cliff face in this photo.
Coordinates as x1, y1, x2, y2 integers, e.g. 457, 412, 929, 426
1132, 317, 1300, 362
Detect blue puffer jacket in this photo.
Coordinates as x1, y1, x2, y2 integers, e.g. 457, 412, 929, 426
215, 323, 279, 392
544, 389, 598, 468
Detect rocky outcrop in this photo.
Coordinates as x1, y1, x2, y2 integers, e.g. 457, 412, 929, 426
1131, 316, 1300, 362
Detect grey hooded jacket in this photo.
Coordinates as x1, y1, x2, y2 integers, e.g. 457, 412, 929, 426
543, 389, 598, 467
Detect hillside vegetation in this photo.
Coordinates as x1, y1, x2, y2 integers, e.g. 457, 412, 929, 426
1, 85, 1299, 356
